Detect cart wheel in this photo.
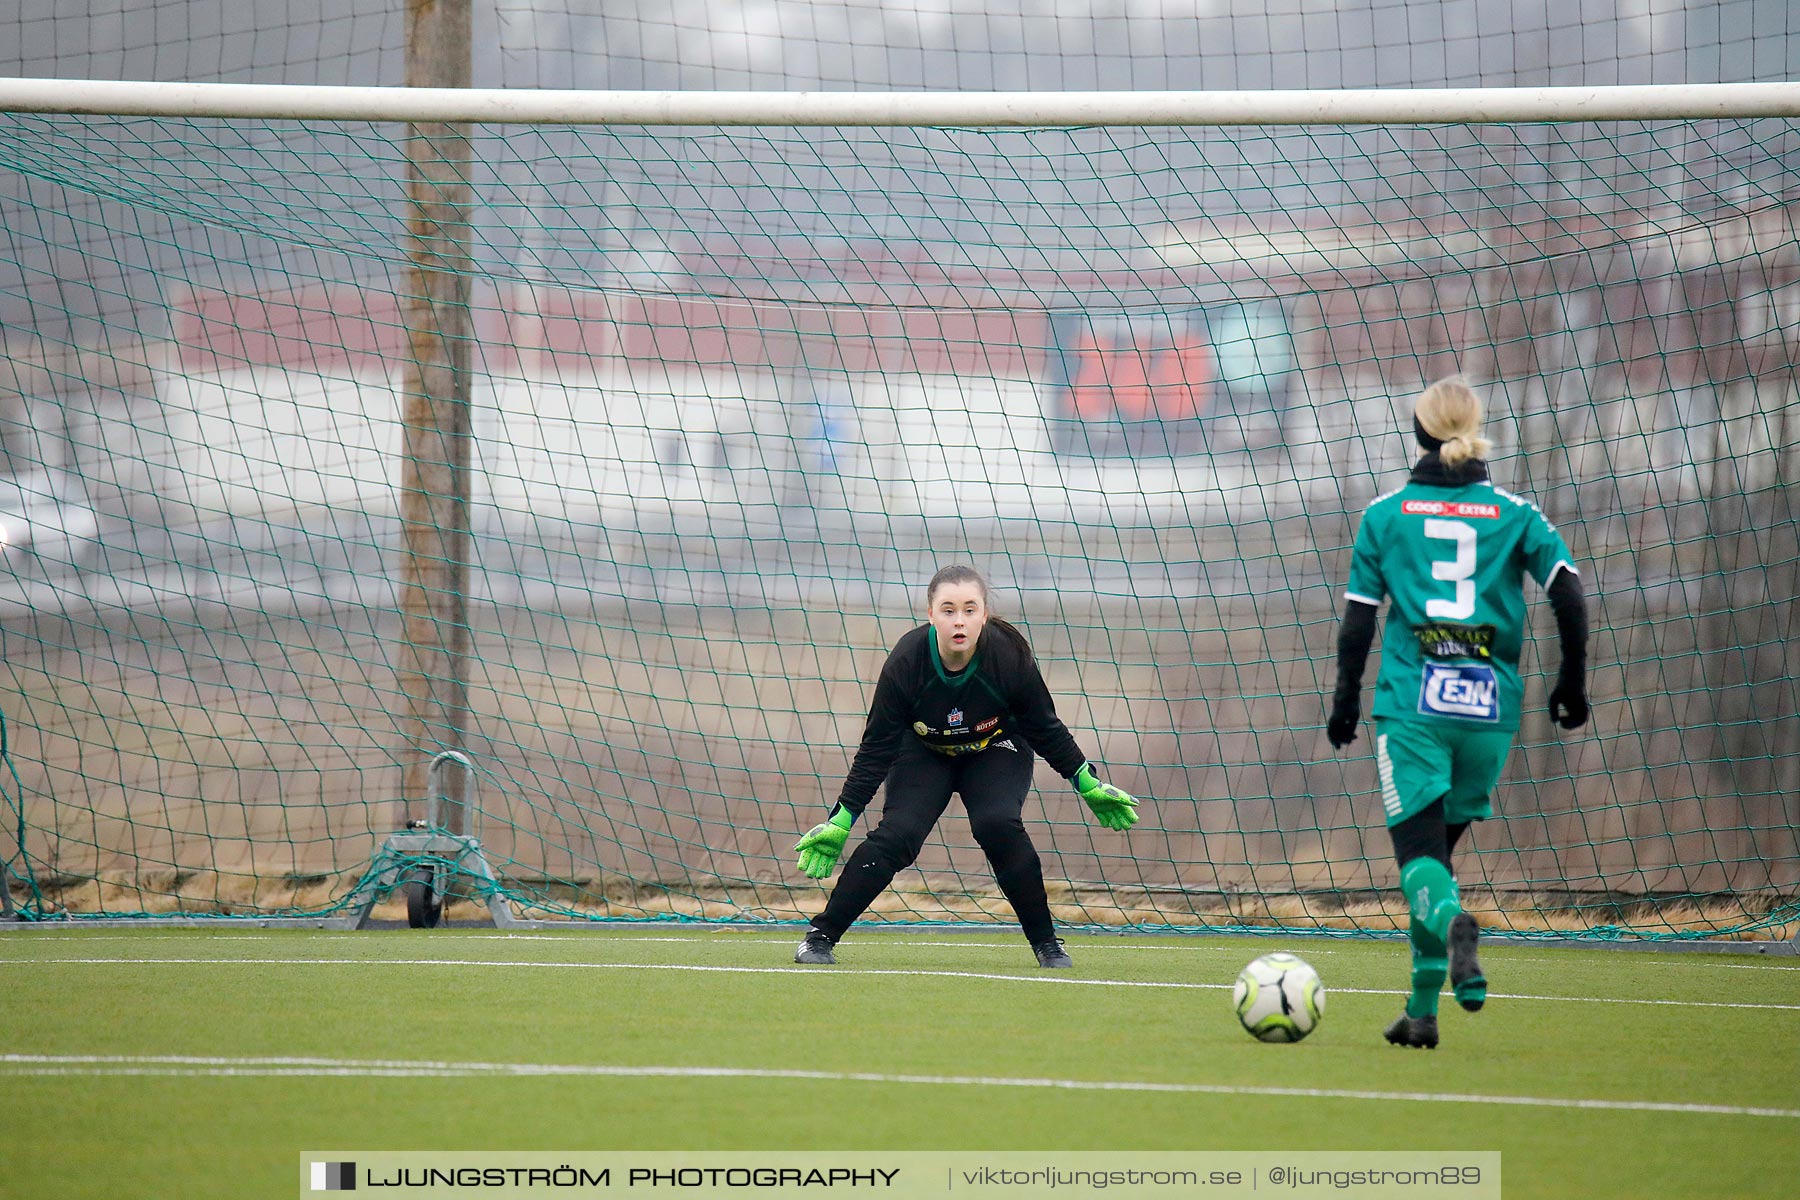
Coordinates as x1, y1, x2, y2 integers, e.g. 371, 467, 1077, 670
405, 865, 443, 928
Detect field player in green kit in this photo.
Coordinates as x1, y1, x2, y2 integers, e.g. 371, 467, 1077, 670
1327, 378, 1590, 1049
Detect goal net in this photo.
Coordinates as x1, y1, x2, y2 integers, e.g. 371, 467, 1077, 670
1, 84, 1796, 938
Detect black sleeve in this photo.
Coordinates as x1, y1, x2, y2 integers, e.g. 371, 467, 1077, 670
1546, 569, 1589, 678
1003, 643, 1088, 781
832, 653, 910, 817
1332, 599, 1380, 702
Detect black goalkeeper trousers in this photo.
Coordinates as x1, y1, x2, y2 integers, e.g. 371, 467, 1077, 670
812, 735, 1054, 944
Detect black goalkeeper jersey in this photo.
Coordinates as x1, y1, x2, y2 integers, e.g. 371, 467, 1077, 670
832, 622, 1089, 816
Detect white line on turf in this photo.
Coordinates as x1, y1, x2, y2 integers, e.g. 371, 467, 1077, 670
421, 936, 1332, 953
1500, 955, 1799, 971
1, 1054, 1793, 1120
9, 958, 1797, 1011
0, 934, 277, 941
11, 931, 1791, 967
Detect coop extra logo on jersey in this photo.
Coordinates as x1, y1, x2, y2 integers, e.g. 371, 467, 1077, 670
1418, 663, 1501, 721
1402, 500, 1500, 518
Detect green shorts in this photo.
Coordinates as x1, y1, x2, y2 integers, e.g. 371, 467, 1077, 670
1373, 719, 1514, 827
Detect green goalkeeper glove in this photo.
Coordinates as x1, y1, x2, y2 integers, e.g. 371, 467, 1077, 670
1075, 764, 1139, 831
794, 807, 856, 879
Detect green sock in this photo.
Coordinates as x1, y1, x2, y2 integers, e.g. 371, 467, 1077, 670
1399, 856, 1462, 953
1399, 856, 1461, 1019
1407, 951, 1448, 1018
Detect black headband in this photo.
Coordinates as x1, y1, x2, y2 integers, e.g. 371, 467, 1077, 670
1414, 416, 1445, 452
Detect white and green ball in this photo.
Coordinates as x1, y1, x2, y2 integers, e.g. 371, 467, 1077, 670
1233, 952, 1325, 1042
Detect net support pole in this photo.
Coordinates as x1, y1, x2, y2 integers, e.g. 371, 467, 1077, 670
397, 0, 474, 835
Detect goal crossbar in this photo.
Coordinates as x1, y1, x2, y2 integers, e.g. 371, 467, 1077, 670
2, 78, 1799, 125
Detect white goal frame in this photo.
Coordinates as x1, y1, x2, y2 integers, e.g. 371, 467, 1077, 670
1, 77, 1799, 125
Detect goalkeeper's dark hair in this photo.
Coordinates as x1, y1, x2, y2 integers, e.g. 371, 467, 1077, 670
927, 563, 989, 606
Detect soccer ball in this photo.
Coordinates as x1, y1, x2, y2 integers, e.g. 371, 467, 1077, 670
1233, 951, 1325, 1042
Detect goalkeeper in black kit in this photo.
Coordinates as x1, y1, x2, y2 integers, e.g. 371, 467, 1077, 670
791, 564, 1141, 969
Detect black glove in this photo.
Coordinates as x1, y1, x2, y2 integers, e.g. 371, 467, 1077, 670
1548, 666, 1589, 729
1326, 692, 1361, 748
1545, 572, 1590, 731
1327, 600, 1378, 750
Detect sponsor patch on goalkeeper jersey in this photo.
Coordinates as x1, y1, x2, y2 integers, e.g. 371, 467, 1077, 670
1413, 621, 1497, 659
1418, 663, 1500, 721
1402, 499, 1500, 518
928, 734, 996, 756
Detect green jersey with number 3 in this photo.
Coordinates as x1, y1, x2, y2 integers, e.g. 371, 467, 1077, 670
1346, 476, 1575, 732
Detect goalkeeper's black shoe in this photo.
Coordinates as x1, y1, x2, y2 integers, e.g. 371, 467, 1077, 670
794, 929, 837, 965
1032, 938, 1073, 969
1448, 912, 1486, 1012
1384, 1012, 1439, 1049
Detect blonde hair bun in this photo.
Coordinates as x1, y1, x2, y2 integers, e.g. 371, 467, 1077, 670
1416, 377, 1494, 468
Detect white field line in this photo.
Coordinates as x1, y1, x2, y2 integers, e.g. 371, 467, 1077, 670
420, 935, 1800, 967
471, 937, 1342, 954
466, 937, 1798, 968
1483, 955, 1800, 971
2, 932, 1268, 949
0, 934, 277, 941
7, 933, 1311, 953
6, 957, 1797, 1011
11, 932, 1794, 969
1, 1053, 1795, 1120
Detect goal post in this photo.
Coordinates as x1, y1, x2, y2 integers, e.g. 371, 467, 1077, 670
0, 79, 1796, 941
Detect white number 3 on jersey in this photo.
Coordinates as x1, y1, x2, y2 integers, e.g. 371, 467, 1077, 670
1424, 518, 1477, 619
